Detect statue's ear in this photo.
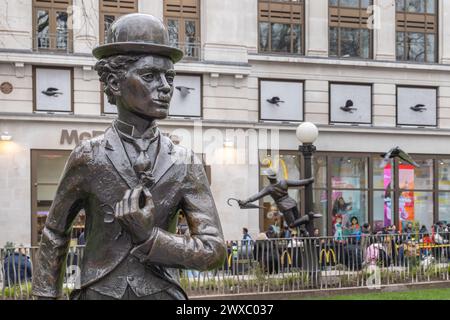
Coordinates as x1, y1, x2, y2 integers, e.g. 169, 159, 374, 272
107, 74, 120, 97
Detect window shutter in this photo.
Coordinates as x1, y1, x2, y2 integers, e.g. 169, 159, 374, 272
100, 0, 138, 13
329, 6, 370, 28
34, 0, 72, 8
258, 0, 303, 24
164, 0, 200, 19
396, 13, 437, 33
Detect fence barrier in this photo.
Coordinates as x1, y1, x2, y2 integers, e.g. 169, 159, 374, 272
2, 232, 450, 299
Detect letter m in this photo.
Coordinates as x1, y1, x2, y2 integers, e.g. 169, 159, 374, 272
60, 130, 79, 145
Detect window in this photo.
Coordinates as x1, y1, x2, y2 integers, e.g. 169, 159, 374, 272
396, 0, 437, 63
397, 86, 437, 127
33, 0, 72, 52
169, 74, 202, 118
33, 67, 73, 113
329, 82, 372, 124
100, 0, 138, 44
259, 79, 304, 122
258, 0, 304, 55
438, 160, 450, 223
330, 156, 369, 234
397, 158, 434, 229
31, 150, 84, 245
258, 151, 448, 236
312, 156, 328, 236
329, 0, 373, 59
164, 0, 201, 60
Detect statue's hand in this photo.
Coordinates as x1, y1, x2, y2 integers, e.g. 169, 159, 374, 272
114, 185, 155, 245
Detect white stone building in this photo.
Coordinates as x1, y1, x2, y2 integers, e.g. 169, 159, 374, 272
1, 0, 450, 246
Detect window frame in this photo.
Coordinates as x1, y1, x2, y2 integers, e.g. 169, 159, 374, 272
396, 85, 438, 127
328, 0, 373, 59
329, 81, 373, 125
257, 0, 305, 55
168, 73, 203, 119
395, 0, 438, 63
99, 0, 139, 45
164, 0, 201, 60
32, 0, 73, 53
258, 78, 305, 122
32, 66, 74, 113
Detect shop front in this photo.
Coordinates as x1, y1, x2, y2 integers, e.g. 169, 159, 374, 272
258, 150, 450, 237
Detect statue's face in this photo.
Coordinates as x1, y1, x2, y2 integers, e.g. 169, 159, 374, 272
115, 55, 175, 120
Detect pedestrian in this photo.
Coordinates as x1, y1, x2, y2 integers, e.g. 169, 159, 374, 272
3, 247, 32, 288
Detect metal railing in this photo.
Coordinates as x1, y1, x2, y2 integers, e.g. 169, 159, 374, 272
2, 232, 450, 299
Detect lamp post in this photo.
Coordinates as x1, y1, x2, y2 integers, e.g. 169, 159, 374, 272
296, 122, 319, 236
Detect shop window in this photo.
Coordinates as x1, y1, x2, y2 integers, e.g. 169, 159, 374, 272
33, 67, 73, 113
259, 79, 304, 122
438, 159, 450, 223
31, 150, 85, 246
396, 0, 437, 63
164, 0, 201, 60
169, 74, 202, 118
397, 86, 437, 127
33, 0, 72, 52
329, 83, 372, 124
100, 0, 138, 44
330, 157, 369, 235
329, 0, 373, 59
258, 0, 304, 55
312, 156, 328, 236
397, 158, 434, 229
372, 157, 394, 230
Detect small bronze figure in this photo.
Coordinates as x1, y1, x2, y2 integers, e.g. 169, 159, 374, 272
31, 13, 226, 300
235, 168, 320, 230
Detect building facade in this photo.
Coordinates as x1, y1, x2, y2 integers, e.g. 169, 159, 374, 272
1, 0, 450, 246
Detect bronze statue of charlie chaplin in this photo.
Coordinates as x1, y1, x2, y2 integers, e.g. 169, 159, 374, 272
31, 13, 226, 300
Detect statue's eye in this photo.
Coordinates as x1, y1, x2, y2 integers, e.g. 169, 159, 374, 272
141, 73, 154, 82
166, 74, 175, 85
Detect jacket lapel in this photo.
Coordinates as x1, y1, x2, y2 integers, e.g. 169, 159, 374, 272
104, 126, 140, 189
151, 135, 177, 186
104, 126, 177, 189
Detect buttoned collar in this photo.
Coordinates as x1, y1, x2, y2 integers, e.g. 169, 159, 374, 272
114, 119, 159, 141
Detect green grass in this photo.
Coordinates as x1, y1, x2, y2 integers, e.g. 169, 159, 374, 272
302, 287, 450, 300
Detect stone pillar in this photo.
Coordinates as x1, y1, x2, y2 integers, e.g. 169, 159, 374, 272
0, 0, 32, 50
373, 83, 396, 127
138, 0, 163, 20
73, 0, 99, 54
373, 0, 396, 61
305, 0, 329, 57
439, 0, 450, 64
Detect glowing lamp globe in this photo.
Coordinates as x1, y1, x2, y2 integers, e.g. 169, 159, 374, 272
296, 122, 318, 144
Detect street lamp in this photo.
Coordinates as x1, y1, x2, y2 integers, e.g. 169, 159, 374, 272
296, 122, 318, 236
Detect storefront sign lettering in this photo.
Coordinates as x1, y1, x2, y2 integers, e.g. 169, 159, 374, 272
60, 130, 104, 145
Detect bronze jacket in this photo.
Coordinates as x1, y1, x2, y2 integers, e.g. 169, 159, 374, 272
31, 125, 226, 298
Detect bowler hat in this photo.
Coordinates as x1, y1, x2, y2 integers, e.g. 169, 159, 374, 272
92, 13, 183, 63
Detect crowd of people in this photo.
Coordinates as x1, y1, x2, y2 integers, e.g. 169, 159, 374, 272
233, 218, 450, 273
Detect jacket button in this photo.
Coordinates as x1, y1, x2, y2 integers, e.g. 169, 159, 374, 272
127, 276, 134, 281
